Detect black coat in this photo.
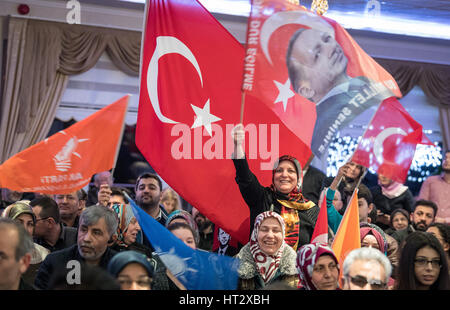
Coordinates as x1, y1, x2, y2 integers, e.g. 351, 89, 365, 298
34, 244, 117, 290
302, 165, 326, 205
370, 185, 415, 215
233, 158, 319, 248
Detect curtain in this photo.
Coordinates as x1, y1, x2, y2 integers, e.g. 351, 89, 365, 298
376, 58, 450, 149
0, 17, 141, 164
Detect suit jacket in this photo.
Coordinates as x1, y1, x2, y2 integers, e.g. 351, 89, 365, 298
312, 76, 393, 157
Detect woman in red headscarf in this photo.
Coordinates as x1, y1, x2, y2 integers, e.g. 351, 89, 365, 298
296, 243, 340, 290
232, 124, 319, 250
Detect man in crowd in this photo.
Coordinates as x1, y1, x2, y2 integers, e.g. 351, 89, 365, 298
30, 196, 77, 252
342, 247, 392, 290
0, 218, 34, 290
391, 199, 438, 245
419, 150, 450, 224
34, 205, 118, 289
192, 207, 214, 251
135, 173, 168, 250
54, 190, 84, 229
135, 173, 168, 225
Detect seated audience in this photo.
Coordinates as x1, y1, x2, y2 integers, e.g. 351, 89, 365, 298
391, 199, 438, 246
296, 243, 340, 290
34, 205, 118, 289
2, 200, 50, 284
168, 222, 198, 250
370, 173, 415, 230
236, 211, 298, 290
385, 208, 411, 236
30, 196, 77, 252
426, 223, 450, 275
160, 188, 182, 215
108, 251, 154, 290
48, 262, 120, 290
0, 218, 34, 290
342, 247, 392, 290
395, 231, 449, 290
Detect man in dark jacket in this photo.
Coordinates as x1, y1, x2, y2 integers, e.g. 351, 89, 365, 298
34, 205, 118, 289
30, 196, 77, 252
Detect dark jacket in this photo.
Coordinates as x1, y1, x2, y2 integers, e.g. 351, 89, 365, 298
19, 278, 37, 290
35, 224, 78, 252
302, 165, 326, 205
370, 185, 415, 215
233, 158, 319, 248
370, 185, 415, 230
34, 244, 117, 290
390, 225, 415, 246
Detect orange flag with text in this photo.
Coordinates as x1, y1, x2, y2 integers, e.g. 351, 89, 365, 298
332, 189, 361, 268
0, 95, 129, 194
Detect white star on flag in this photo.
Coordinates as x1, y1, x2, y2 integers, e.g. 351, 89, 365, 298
273, 79, 295, 112
191, 99, 222, 136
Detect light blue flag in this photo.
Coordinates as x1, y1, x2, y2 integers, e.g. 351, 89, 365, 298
125, 193, 240, 290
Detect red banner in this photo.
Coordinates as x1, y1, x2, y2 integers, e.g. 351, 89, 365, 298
135, 0, 311, 244
244, 0, 401, 158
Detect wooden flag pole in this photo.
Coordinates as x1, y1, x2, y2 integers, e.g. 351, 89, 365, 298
239, 91, 246, 124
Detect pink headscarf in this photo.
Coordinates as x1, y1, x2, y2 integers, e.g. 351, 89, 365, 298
250, 211, 286, 285
296, 243, 339, 290
360, 227, 386, 253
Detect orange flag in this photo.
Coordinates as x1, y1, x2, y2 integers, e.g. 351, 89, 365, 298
331, 189, 361, 266
0, 95, 129, 194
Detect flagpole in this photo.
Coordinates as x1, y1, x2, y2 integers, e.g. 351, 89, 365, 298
239, 91, 246, 124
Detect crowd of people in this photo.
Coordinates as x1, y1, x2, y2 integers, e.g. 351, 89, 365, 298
0, 135, 449, 291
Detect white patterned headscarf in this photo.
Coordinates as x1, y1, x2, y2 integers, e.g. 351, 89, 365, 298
249, 211, 286, 285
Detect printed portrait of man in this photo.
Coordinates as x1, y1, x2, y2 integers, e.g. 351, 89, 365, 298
285, 20, 393, 156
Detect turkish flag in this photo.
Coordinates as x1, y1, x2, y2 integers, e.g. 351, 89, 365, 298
0, 95, 129, 194
243, 1, 401, 158
310, 196, 328, 244
352, 97, 433, 183
136, 0, 311, 244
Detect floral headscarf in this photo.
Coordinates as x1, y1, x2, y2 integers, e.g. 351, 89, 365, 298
296, 243, 339, 290
110, 203, 137, 247
250, 211, 286, 285
166, 210, 200, 246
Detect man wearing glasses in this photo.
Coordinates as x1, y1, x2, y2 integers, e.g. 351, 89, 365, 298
30, 196, 77, 253
342, 247, 392, 290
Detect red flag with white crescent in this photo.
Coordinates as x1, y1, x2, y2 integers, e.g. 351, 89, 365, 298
351, 97, 433, 183
136, 0, 311, 244
243, 0, 401, 158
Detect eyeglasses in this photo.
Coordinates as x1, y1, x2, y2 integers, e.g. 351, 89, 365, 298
414, 258, 441, 269
118, 277, 152, 289
346, 275, 386, 290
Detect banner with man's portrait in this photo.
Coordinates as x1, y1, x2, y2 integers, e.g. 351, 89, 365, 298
243, 0, 402, 158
